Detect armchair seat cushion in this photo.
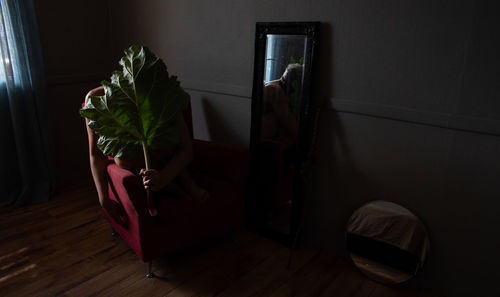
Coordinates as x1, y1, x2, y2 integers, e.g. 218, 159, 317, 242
155, 171, 244, 236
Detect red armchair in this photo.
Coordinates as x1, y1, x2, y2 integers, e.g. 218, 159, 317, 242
83, 98, 249, 276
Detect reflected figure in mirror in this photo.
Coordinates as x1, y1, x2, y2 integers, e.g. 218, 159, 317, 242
261, 63, 303, 149
258, 64, 303, 228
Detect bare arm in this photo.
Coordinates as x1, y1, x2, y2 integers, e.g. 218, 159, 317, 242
159, 115, 193, 184
84, 87, 127, 225
85, 86, 109, 204
267, 83, 299, 141
86, 117, 109, 204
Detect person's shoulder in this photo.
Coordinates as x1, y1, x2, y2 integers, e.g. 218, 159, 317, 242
264, 80, 281, 89
264, 80, 282, 95
85, 86, 105, 103
264, 80, 286, 99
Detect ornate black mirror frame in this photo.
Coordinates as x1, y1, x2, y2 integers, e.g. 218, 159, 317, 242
247, 22, 319, 247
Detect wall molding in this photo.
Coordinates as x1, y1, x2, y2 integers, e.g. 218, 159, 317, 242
330, 97, 500, 137
47, 72, 108, 86
183, 80, 251, 99
48, 72, 500, 138
181, 80, 500, 137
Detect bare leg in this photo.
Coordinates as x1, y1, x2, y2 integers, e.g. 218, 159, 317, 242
114, 156, 207, 201
100, 198, 128, 228
178, 170, 209, 202
162, 182, 190, 200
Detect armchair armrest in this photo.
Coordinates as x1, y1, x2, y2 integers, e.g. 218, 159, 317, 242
192, 139, 250, 186
106, 140, 249, 220
107, 163, 148, 218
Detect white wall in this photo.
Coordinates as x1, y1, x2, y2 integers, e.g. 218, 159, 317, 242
40, 0, 500, 295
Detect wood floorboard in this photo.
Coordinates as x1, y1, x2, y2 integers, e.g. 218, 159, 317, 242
163, 235, 280, 297
216, 247, 318, 297
105, 234, 256, 297
0, 185, 442, 297
318, 262, 378, 297
369, 284, 420, 297
0, 189, 98, 245
61, 256, 142, 297
0, 213, 109, 276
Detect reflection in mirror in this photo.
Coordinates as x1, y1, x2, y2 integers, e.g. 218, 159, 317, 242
248, 22, 319, 247
264, 35, 305, 83
259, 35, 306, 235
346, 201, 430, 284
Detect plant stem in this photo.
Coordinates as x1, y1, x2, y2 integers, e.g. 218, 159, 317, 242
142, 140, 157, 216
142, 141, 151, 170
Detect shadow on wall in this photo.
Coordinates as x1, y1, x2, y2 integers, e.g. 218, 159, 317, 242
303, 23, 381, 251
313, 22, 333, 104
201, 97, 245, 145
304, 106, 382, 250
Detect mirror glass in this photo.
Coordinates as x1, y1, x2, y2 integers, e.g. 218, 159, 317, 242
248, 22, 319, 247
346, 201, 430, 284
259, 34, 306, 235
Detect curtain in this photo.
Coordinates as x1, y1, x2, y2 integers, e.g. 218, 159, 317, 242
0, 0, 53, 206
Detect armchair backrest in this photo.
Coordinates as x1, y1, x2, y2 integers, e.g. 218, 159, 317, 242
183, 104, 194, 139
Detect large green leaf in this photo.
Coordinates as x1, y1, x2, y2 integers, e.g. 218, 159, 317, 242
80, 45, 190, 159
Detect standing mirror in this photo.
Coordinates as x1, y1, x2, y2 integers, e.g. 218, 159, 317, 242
248, 22, 319, 247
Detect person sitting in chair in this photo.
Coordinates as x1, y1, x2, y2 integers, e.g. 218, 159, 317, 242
84, 86, 208, 226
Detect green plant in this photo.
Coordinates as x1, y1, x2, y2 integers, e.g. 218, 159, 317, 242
290, 56, 304, 66
80, 45, 190, 169
80, 45, 190, 216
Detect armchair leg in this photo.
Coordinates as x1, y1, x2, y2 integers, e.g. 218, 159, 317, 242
146, 261, 155, 278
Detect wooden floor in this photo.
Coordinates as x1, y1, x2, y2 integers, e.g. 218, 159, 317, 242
0, 185, 440, 297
